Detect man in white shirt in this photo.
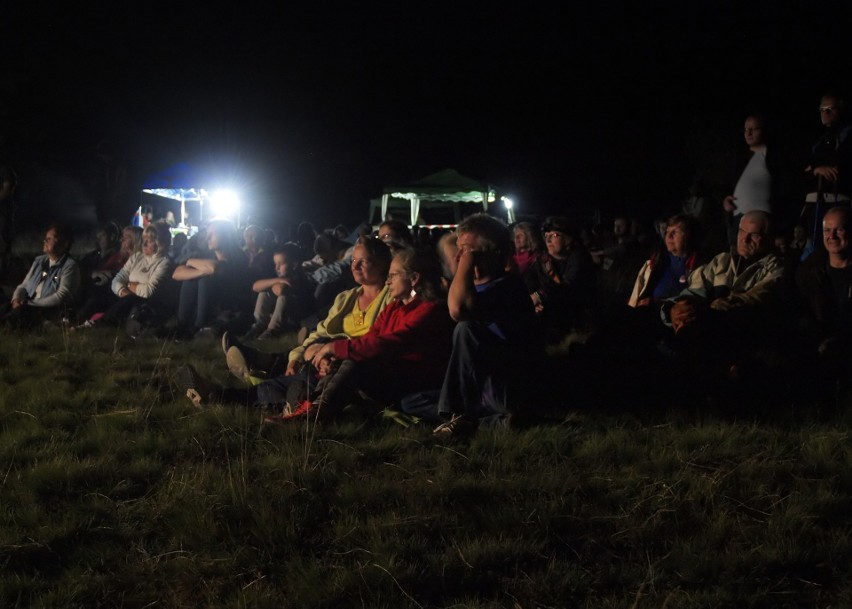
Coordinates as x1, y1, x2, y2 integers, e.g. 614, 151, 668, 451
722, 114, 772, 247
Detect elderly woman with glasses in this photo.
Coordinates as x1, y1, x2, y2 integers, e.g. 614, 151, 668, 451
526, 216, 597, 342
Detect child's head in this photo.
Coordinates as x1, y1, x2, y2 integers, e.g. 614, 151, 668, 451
274, 243, 302, 278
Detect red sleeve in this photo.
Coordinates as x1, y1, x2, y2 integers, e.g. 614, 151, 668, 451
331, 300, 443, 362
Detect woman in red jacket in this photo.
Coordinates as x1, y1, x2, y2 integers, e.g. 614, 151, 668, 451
275, 246, 453, 421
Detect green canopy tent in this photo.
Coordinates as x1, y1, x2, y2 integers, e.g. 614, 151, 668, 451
369, 168, 504, 226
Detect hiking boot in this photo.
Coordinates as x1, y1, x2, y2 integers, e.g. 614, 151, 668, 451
179, 364, 214, 408
432, 414, 475, 437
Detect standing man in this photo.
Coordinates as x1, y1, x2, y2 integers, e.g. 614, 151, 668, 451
805, 93, 852, 205
722, 114, 776, 248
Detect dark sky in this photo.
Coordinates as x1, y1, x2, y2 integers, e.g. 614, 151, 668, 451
3, 2, 851, 232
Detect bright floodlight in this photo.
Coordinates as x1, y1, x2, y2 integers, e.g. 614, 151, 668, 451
501, 196, 516, 223
210, 189, 241, 219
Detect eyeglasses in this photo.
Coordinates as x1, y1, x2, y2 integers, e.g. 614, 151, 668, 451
544, 231, 566, 240
820, 106, 838, 113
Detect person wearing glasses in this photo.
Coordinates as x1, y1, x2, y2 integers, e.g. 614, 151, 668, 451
805, 93, 852, 206
527, 216, 597, 343
377, 219, 413, 252
1, 223, 81, 329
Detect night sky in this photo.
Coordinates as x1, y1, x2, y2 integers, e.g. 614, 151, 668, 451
3, 3, 851, 233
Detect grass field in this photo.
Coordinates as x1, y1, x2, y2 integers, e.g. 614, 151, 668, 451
1, 326, 852, 608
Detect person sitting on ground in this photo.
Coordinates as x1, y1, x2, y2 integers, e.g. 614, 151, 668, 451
526, 216, 597, 344
243, 243, 314, 340
179, 237, 394, 410
76, 222, 174, 330
171, 218, 251, 340
292, 220, 317, 264
377, 219, 413, 252
432, 214, 544, 436
242, 224, 275, 285
590, 213, 647, 314
660, 210, 785, 391
512, 221, 543, 280
1, 223, 81, 329
263, 246, 453, 422
75, 221, 128, 323
796, 206, 852, 391
628, 213, 702, 308
301, 232, 357, 322
168, 232, 188, 263
436, 230, 458, 291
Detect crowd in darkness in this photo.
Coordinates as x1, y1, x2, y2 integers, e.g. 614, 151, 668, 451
1, 90, 851, 432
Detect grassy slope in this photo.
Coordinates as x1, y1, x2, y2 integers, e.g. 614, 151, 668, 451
1, 328, 851, 608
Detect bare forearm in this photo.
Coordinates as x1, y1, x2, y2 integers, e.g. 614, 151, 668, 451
447, 252, 477, 321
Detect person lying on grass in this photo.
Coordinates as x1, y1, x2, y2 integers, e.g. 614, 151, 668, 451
179, 237, 394, 410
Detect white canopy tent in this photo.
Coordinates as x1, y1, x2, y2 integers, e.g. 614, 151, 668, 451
370, 168, 499, 226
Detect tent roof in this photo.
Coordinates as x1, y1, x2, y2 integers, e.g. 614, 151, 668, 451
142, 162, 212, 190
383, 168, 495, 203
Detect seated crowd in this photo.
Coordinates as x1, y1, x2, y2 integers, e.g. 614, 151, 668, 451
2, 202, 852, 433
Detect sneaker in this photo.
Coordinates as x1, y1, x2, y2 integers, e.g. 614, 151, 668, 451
76, 319, 97, 330
226, 346, 251, 382
179, 364, 213, 408
432, 414, 475, 437
260, 402, 295, 425
221, 330, 245, 356
283, 400, 318, 421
